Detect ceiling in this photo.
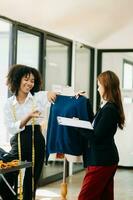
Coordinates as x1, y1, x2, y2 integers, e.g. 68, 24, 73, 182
1, 0, 133, 48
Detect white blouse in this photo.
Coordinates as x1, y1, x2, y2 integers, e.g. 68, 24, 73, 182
100, 100, 108, 108
4, 91, 49, 136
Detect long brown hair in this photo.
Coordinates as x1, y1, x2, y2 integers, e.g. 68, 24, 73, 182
97, 70, 125, 129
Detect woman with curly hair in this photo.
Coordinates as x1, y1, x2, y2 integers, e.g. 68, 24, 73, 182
0, 64, 56, 200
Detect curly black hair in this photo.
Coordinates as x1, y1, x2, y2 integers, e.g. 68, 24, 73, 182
7, 64, 42, 95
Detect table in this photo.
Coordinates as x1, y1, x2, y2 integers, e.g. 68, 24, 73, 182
0, 161, 32, 196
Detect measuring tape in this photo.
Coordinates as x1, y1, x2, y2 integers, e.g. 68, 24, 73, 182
12, 100, 35, 200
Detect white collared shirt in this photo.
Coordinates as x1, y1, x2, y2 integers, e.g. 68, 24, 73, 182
100, 99, 108, 108
4, 91, 49, 136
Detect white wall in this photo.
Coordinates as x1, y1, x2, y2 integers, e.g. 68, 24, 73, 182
97, 22, 133, 49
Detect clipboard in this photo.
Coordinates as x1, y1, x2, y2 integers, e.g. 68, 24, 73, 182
57, 116, 93, 130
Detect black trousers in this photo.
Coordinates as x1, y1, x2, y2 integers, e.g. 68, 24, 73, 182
0, 125, 45, 200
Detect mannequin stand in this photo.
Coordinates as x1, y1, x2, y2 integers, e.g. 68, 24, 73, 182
60, 158, 67, 200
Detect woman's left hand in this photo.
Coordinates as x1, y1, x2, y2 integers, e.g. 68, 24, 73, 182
75, 91, 86, 99
47, 91, 57, 104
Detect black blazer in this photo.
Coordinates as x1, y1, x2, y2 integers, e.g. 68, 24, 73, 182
81, 102, 119, 167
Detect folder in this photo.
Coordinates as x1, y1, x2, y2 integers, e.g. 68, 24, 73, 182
57, 116, 93, 130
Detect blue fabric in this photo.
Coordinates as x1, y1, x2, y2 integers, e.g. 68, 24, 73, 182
46, 95, 93, 162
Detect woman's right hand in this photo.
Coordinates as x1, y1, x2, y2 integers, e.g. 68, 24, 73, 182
20, 110, 41, 129
29, 110, 41, 118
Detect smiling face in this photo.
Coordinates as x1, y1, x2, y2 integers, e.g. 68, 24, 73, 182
19, 73, 35, 95
97, 80, 105, 100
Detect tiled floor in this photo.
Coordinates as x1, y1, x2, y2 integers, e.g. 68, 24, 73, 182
36, 167, 133, 200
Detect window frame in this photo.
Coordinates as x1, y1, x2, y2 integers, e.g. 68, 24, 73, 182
122, 59, 133, 90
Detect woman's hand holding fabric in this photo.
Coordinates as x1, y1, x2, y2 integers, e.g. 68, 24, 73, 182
47, 91, 57, 104
75, 91, 86, 99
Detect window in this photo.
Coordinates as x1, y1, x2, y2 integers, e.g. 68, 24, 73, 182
16, 30, 40, 68
123, 59, 133, 103
39, 37, 72, 185
0, 19, 12, 144
123, 60, 133, 90
45, 39, 71, 90
75, 43, 91, 97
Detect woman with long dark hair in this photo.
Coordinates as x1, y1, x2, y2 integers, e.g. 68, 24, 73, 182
78, 70, 125, 200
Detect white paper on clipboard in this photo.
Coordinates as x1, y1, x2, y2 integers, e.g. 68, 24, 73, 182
57, 116, 93, 130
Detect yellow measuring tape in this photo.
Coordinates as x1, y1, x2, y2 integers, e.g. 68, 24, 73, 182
31, 102, 35, 200
12, 105, 23, 200
18, 132, 23, 200
13, 100, 35, 200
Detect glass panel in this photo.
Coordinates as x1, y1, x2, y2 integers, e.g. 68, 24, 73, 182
123, 62, 133, 90
17, 31, 40, 68
41, 150, 64, 184
75, 44, 91, 97
45, 40, 69, 90
73, 44, 91, 173
0, 19, 11, 144
42, 161, 63, 177
73, 162, 83, 173
124, 97, 132, 104
40, 39, 70, 183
